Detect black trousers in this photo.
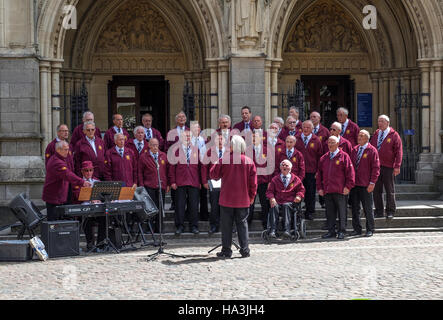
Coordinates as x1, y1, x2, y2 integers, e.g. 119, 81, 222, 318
303, 173, 316, 215
350, 186, 375, 233
146, 187, 166, 232
45, 203, 60, 221
374, 166, 396, 216
175, 186, 199, 229
267, 203, 294, 233
325, 193, 347, 234
248, 183, 270, 228
220, 206, 249, 255
199, 188, 209, 221
209, 189, 221, 230
84, 217, 106, 245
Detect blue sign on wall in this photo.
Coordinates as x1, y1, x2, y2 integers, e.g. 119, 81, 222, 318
357, 93, 373, 127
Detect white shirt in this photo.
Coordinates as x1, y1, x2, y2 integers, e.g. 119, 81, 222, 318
329, 148, 340, 159
379, 127, 390, 143
286, 148, 294, 158
144, 127, 152, 139
268, 136, 277, 147
177, 126, 186, 138
135, 139, 144, 152
86, 136, 97, 156
115, 146, 124, 157
342, 119, 349, 134
114, 126, 123, 134
301, 133, 313, 145
358, 142, 369, 152
150, 150, 159, 162
244, 122, 251, 131
280, 173, 292, 187
313, 125, 320, 135
191, 136, 206, 161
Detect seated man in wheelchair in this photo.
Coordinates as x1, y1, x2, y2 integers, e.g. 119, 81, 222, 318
266, 159, 305, 239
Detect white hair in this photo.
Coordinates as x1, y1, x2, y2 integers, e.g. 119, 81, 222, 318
134, 126, 145, 134
219, 114, 231, 123
328, 135, 340, 144
83, 121, 95, 130
359, 130, 370, 140
378, 114, 390, 123
331, 122, 342, 131
289, 107, 299, 115
114, 133, 125, 142
82, 111, 94, 121
231, 135, 246, 154
175, 111, 187, 121
337, 107, 349, 116
55, 140, 69, 150
274, 117, 284, 125
280, 159, 293, 170
285, 135, 296, 143
303, 120, 314, 129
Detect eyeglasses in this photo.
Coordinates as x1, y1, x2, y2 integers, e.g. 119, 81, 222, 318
85, 129, 95, 132
330, 128, 338, 131
82, 169, 93, 172
289, 121, 297, 124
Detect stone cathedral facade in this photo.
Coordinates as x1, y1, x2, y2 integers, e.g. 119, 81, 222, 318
0, 0, 442, 200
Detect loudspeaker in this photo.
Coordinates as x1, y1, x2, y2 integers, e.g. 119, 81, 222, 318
41, 221, 79, 258
109, 227, 122, 249
0, 240, 32, 261
8, 193, 43, 229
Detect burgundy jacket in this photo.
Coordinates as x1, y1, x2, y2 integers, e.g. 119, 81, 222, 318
313, 124, 329, 154
103, 127, 131, 150
233, 121, 253, 132
338, 136, 353, 156
210, 153, 257, 208
274, 148, 306, 181
104, 147, 138, 187
168, 145, 207, 189
74, 136, 106, 179
370, 128, 403, 169
42, 152, 84, 205
250, 145, 273, 185
45, 139, 74, 171
70, 124, 102, 150
144, 127, 165, 151
295, 134, 324, 174
165, 126, 189, 152
138, 151, 169, 190
278, 126, 302, 142
341, 119, 360, 147
351, 143, 380, 187
266, 173, 305, 205
317, 149, 355, 195
126, 138, 150, 163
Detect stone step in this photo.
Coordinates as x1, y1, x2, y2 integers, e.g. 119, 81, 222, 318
394, 184, 435, 193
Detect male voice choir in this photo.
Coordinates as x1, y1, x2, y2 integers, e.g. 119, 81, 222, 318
42, 107, 403, 254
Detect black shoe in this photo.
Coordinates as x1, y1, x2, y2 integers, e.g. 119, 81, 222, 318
216, 251, 232, 258
350, 230, 362, 236
282, 231, 291, 239
305, 213, 314, 221
322, 232, 336, 239
175, 226, 184, 236
321, 203, 326, 209
269, 231, 277, 239
208, 226, 217, 234
239, 249, 250, 258
86, 242, 94, 251
374, 212, 384, 218
169, 204, 175, 211
386, 213, 394, 219
365, 231, 374, 237
337, 232, 345, 240
232, 227, 237, 234
191, 226, 199, 235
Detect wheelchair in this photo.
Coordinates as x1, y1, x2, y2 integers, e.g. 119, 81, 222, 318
261, 202, 307, 243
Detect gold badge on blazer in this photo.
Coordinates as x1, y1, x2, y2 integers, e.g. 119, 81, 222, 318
310, 143, 315, 148
126, 155, 130, 160
262, 154, 267, 159
387, 138, 392, 143
161, 160, 165, 165
319, 136, 323, 141
62, 167, 67, 171
98, 146, 102, 150
75, 186, 79, 189
363, 154, 368, 159
290, 183, 294, 188
346, 130, 350, 134
336, 160, 340, 165
277, 148, 282, 153
104, 160, 108, 164
292, 157, 297, 163
45, 154, 50, 158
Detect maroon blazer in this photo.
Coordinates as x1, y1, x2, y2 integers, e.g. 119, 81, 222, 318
295, 134, 324, 174
165, 126, 189, 152
250, 146, 273, 185
138, 151, 169, 190
313, 124, 329, 153
70, 124, 102, 150
338, 136, 353, 156
104, 147, 137, 187
233, 121, 253, 132
266, 173, 305, 205
45, 139, 74, 171
370, 128, 403, 169
342, 119, 360, 147
74, 136, 106, 179
274, 148, 306, 181
168, 145, 207, 189
72, 177, 100, 205
278, 127, 301, 142
42, 152, 84, 205
126, 139, 150, 162
317, 149, 355, 195
351, 144, 380, 187
144, 127, 165, 151
103, 127, 131, 150
209, 153, 257, 208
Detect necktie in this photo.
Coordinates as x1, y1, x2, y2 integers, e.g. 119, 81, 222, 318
153, 153, 158, 163
378, 131, 385, 150
245, 123, 249, 130
119, 149, 123, 157
303, 136, 308, 147
146, 129, 152, 140
330, 152, 335, 160
340, 125, 345, 136
118, 128, 121, 134
287, 150, 292, 159
137, 142, 142, 153
186, 147, 190, 164
219, 150, 223, 159
314, 127, 319, 135
357, 147, 364, 167
282, 175, 288, 188
289, 131, 295, 136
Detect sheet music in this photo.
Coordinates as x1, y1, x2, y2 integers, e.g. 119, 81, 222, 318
208, 179, 221, 191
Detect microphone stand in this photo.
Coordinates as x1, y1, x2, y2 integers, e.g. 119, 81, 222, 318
146, 159, 185, 261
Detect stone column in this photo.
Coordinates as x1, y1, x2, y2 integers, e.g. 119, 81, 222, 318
63, 72, 73, 129
39, 61, 51, 155
419, 60, 431, 152
369, 72, 379, 130
430, 65, 435, 152
389, 71, 399, 129
208, 61, 219, 129
264, 60, 272, 128
433, 60, 442, 154
218, 60, 229, 116
381, 72, 390, 117
51, 61, 62, 137
271, 61, 281, 122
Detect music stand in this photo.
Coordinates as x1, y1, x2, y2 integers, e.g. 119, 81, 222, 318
88, 181, 123, 254
146, 161, 185, 261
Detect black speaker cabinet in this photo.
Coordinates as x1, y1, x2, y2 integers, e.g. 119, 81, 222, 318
0, 240, 32, 261
41, 221, 79, 258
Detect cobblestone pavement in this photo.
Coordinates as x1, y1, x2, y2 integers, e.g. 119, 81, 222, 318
0, 232, 442, 300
